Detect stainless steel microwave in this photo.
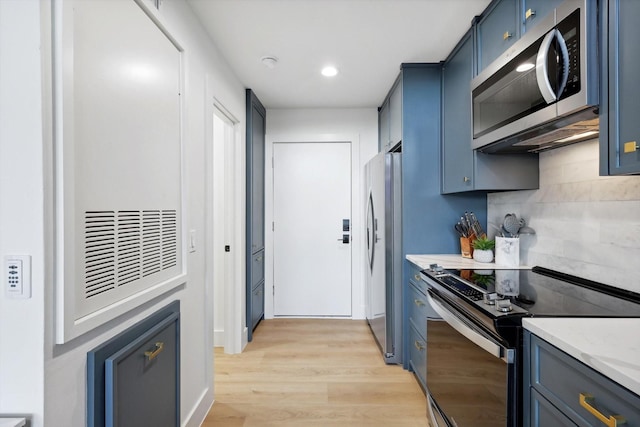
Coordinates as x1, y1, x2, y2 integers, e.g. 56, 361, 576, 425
471, 0, 599, 154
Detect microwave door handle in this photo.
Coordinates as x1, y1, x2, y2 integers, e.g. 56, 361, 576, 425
555, 30, 570, 98
427, 292, 513, 363
536, 29, 561, 104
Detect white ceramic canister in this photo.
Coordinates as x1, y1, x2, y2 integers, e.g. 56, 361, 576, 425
495, 237, 519, 267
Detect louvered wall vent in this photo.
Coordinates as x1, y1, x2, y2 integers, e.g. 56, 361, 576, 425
85, 210, 178, 298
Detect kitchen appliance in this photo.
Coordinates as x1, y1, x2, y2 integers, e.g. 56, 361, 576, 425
420, 266, 640, 427
472, 0, 599, 154
364, 151, 402, 364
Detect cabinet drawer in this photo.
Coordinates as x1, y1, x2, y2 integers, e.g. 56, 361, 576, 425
529, 334, 640, 426
408, 263, 427, 295
251, 250, 264, 289
409, 323, 427, 392
105, 314, 179, 427
408, 283, 428, 339
251, 281, 264, 330
530, 388, 577, 427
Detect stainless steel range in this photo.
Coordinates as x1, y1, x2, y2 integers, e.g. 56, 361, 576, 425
420, 265, 640, 427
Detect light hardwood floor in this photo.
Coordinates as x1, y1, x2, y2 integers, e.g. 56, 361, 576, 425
202, 318, 429, 427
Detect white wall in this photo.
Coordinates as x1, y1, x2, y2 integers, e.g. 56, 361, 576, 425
488, 139, 640, 292
265, 108, 379, 319
0, 0, 45, 422
0, 0, 247, 425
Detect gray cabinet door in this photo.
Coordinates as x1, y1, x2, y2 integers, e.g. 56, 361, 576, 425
602, 0, 640, 175
442, 31, 475, 193
529, 388, 577, 427
477, 0, 519, 72
246, 89, 266, 340
250, 101, 266, 252
379, 99, 390, 152
389, 79, 402, 147
105, 315, 179, 427
251, 280, 265, 330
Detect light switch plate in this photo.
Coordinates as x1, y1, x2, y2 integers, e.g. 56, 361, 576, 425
189, 229, 196, 253
5, 255, 31, 299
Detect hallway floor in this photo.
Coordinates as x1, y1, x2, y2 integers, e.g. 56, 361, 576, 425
202, 318, 429, 426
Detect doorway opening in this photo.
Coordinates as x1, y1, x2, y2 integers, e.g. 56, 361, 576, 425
211, 103, 242, 354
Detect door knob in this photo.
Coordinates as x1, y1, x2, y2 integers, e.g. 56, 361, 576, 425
337, 234, 350, 244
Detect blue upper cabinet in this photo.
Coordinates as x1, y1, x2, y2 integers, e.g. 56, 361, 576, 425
441, 29, 539, 194
378, 98, 390, 152
476, 0, 520, 73
378, 77, 402, 152
442, 31, 475, 192
476, 0, 563, 74
523, 0, 564, 33
601, 0, 640, 175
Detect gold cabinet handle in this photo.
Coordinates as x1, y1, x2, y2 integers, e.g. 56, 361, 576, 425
144, 342, 164, 361
414, 299, 425, 307
525, 8, 536, 19
414, 274, 421, 281
503, 31, 513, 40
579, 393, 626, 427
414, 341, 425, 351
623, 141, 638, 153
463, 176, 471, 183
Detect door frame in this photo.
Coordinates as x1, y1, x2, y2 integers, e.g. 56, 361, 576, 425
264, 133, 363, 320
205, 74, 244, 356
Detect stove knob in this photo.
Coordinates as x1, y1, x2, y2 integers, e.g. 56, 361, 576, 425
483, 292, 498, 306
496, 299, 513, 313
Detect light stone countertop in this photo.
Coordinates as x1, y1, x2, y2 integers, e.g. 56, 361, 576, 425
523, 318, 640, 396
406, 254, 531, 270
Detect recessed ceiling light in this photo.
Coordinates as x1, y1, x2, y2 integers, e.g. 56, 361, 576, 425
261, 56, 278, 69
321, 66, 338, 77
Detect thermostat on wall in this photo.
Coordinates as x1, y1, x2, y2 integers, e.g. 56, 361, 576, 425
4, 255, 31, 299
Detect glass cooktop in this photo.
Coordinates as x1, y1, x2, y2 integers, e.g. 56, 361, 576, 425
440, 267, 640, 318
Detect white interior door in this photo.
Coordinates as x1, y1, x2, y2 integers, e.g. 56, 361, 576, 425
273, 142, 352, 317
212, 108, 236, 347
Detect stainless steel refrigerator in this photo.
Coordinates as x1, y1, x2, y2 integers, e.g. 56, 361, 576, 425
364, 151, 402, 364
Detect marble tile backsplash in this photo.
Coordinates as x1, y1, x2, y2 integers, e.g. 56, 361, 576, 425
488, 139, 640, 292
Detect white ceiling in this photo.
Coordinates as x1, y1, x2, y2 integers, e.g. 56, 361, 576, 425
186, 0, 492, 109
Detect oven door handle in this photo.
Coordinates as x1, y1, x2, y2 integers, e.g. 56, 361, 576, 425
427, 292, 514, 364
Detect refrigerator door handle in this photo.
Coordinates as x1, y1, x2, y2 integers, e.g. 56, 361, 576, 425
366, 193, 375, 269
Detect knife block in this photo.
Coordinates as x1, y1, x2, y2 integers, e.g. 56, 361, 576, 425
460, 235, 476, 259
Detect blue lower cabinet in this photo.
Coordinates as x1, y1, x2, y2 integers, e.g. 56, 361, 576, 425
87, 301, 180, 427
530, 388, 577, 427
408, 323, 427, 392
251, 281, 265, 330
525, 331, 640, 426
408, 283, 428, 339
105, 313, 180, 427
408, 263, 427, 296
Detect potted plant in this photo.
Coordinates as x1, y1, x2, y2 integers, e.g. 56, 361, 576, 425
472, 236, 495, 263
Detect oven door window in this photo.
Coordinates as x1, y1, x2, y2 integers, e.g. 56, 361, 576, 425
426, 294, 514, 426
